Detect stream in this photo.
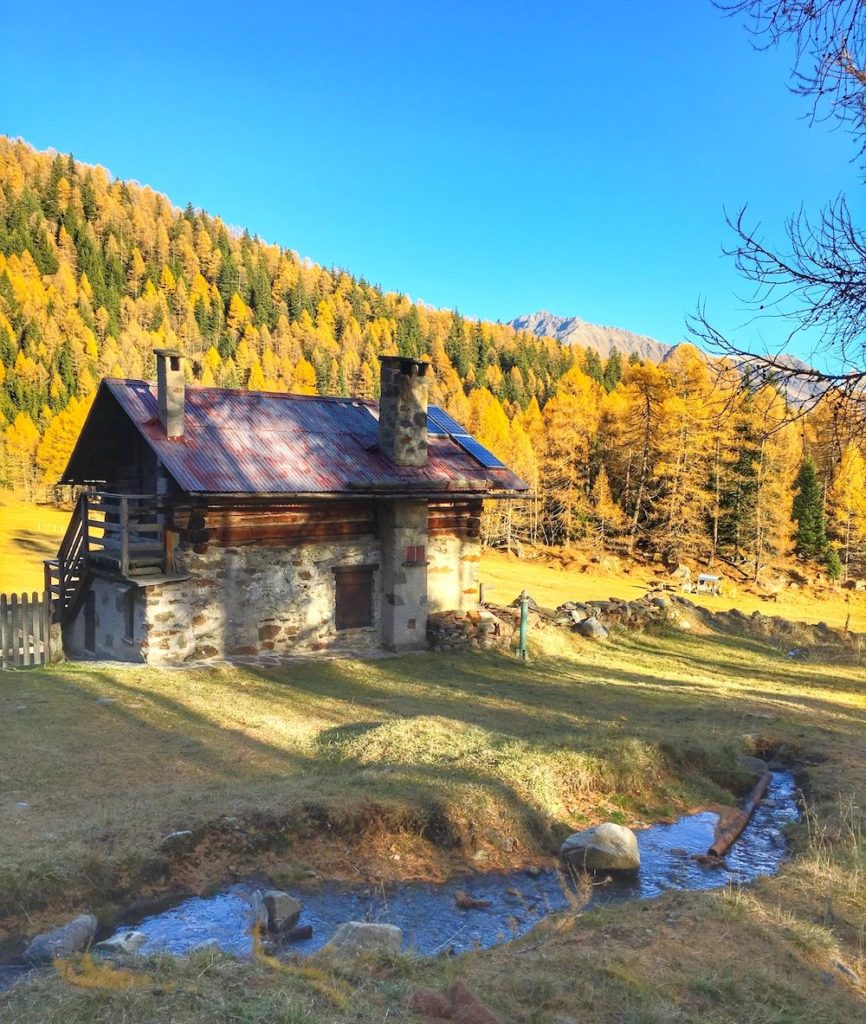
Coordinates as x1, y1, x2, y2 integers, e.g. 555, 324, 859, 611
110, 770, 800, 959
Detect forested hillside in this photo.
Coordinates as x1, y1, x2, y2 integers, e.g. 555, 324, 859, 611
0, 137, 863, 579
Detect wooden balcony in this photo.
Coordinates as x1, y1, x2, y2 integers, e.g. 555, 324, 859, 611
46, 492, 180, 624
85, 492, 166, 578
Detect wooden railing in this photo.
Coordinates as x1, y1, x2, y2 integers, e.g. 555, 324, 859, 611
44, 492, 167, 625
85, 493, 165, 578
44, 492, 88, 619
0, 591, 53, 668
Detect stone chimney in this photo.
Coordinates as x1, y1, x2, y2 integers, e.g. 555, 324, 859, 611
378, 355, 430, 467
154, 348, 185, 440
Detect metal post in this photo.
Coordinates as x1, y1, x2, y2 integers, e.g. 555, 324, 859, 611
518, 589, 529, 660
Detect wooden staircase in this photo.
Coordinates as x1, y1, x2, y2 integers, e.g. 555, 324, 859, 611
44, 492, 90, 621
45, 492, 168, 623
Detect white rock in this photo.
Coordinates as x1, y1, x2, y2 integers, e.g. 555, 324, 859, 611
249, 891, 270, 931
575, 616, 609, 639
94, 930, 146, 956
560, 822, 640, 871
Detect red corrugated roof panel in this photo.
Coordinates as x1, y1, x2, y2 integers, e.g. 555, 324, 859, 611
82, 380, 528, 496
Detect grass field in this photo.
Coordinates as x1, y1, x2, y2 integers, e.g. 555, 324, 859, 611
1, 622, 864, 1022
0, 496, 69, 593
480, 549, 866, 633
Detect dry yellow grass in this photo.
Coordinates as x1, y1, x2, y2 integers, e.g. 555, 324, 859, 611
1, 509, 864, 1022
1, 624, 863, 1023
480, 548, 866, 632
0, 495, 69, 594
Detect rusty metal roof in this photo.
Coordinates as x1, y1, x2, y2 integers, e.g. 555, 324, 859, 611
65, 379, 528, 497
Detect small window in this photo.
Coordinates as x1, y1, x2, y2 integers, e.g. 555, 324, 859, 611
405, 544, 426, 565
332, 565, 377, 630
123, 590, 136, 642
84, 592, 96, 654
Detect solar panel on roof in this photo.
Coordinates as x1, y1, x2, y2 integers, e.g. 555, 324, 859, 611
452, 435, 506, 469
427, 406, 469, 436
426, 405, 505, 468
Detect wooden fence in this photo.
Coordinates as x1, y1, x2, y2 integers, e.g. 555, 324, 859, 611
0, 591, 53, 668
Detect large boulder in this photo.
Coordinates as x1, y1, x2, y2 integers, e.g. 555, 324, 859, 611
560, 823, 640, 872
324, 921, 402, 955
574, 616, 609, 639
24, 914, 98, 963
263, 890, 302, 933
249, 891, 270, 933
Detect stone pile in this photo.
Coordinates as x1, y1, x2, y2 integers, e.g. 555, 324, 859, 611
550, 593, 678, 637
427, 609, 515, 652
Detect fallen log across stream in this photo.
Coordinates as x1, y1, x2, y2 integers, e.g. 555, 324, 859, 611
708, 771, 773, 859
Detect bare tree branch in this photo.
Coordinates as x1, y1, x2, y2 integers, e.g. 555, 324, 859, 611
692, 2, 866, 425
715, 0, 866, 169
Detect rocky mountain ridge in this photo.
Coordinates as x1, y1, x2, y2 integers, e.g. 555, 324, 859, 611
509, 310, 676, 363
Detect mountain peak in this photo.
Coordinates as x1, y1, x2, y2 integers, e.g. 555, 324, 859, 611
509, 310, 675, 364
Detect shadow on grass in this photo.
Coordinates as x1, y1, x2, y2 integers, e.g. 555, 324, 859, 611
11, 530, 57, 555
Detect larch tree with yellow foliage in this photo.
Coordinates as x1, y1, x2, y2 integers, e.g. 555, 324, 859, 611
591, 464, 624, 552
827, 444, 866, 580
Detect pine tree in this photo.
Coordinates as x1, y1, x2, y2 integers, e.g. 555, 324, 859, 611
824, 545, 842, 580
602, 349, 623, 392
792, 455, 827, 559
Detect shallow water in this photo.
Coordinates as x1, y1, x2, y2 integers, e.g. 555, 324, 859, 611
115, 771, 800, 958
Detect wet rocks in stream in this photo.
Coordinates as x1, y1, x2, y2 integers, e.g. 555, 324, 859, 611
262, 890, 302, 933
94, 930, 147, 956
98, 773, 799, 962
324, 921, 403, 955
24, 914, 97, 963
560, 822, 641, 872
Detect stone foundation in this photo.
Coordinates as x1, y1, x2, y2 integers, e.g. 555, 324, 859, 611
63, 574, 147, 662
63, 497, 488, 666
141, 537, 383, 665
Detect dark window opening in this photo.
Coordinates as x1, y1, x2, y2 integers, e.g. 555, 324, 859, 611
332, 565, 378, 631
84, 592, 96, 654
123, 590, 136, 642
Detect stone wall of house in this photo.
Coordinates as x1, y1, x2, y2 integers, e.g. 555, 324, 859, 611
140, 536, 383, 665
63, 575, 147, 662
379, 499, 429, 652
427, 532, 481, 613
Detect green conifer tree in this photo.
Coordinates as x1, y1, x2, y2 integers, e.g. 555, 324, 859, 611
824, 545, 842, 580
792, 455, 827, 558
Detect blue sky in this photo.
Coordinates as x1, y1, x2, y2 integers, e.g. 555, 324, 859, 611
1, 1, 858, 357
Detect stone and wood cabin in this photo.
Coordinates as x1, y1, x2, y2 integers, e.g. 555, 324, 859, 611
46, 351, 528, 664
